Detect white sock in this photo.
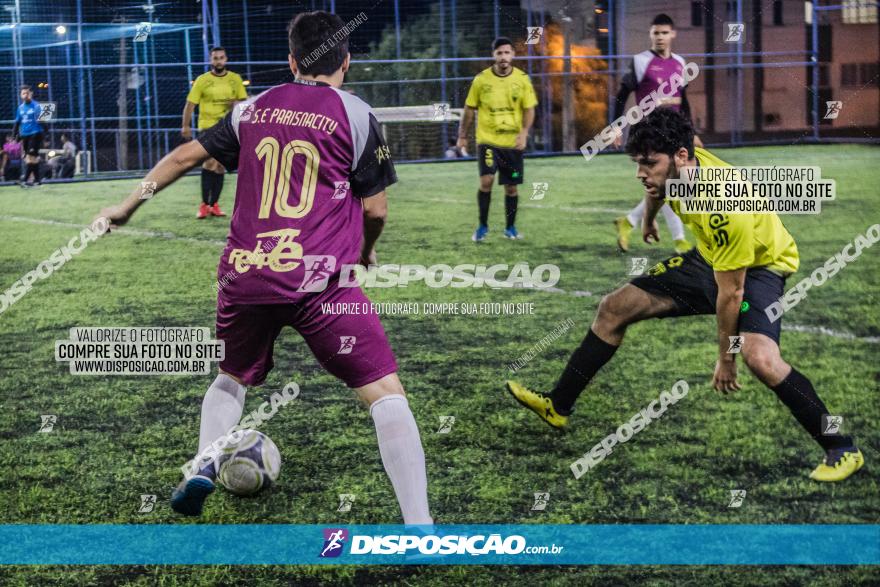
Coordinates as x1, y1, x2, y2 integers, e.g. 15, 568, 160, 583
626, 200, 645, 229
661, 203, 686, 241
198, 374, 246, 453
370, 394, 433, 525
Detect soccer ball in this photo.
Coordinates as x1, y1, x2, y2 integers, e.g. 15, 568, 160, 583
216, 429, 281, 496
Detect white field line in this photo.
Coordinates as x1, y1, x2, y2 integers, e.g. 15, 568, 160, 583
2, 214, 876, 344
0, 215, 227, 247
412, 196, 628, 215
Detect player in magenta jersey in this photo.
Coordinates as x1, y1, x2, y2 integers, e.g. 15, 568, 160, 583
611, 13, 702, 254
96, 11, 432, 525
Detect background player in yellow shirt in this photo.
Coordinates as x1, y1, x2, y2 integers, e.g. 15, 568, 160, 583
507, 108, 863, 483
457, 37, 537, 241
182, 46, 247, 218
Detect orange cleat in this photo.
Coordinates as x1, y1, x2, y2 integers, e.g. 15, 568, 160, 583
197, 203, 209, 219
210, 204, 226, 217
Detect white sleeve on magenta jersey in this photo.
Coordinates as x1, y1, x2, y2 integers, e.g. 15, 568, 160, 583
332, 88, 397, 198
632, 50, 653, 85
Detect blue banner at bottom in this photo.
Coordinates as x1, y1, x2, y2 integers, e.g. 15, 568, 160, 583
0, 524, 877, 565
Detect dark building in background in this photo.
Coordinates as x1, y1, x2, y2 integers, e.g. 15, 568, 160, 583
607, 0, 879, 141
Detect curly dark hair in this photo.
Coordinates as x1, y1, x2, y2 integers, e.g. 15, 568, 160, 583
625, 107, 695, 159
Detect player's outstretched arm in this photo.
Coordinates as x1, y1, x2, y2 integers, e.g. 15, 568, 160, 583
642, 195, 663, 243
457, 106, 475, 151
516, 107, 535, 150
181, 101, 197, 140
360, 191, 387, 266
96, 140, 210, 231
713, 268, 746, 394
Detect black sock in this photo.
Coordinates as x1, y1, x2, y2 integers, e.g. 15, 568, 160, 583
770, 368, 854, 451
209, 171, 224, 205
26, 163, 38, 182
550, 329, 619, 414
504, 194, 518, 229
200, 169, 212, 205
477, 190, 491, 226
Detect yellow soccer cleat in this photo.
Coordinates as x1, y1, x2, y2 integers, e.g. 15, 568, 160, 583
613, 216, 633, 252
674, 239, 693, 253
505, 380, 569, 430
809, 448, 864, 482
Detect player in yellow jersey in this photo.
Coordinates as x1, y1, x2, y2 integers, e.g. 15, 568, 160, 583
457, 37, 537, 242
182, 47, 247, 218
507, 108, 863, 483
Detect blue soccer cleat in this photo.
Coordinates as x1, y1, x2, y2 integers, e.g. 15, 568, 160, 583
170, 475, 216, 516
472, 224, 489, 242
503, 226, 522, 240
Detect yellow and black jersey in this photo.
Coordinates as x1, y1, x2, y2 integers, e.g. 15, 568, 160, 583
465, 66, 537, 149
668, 147, 800, 274
187, 70, 248, 130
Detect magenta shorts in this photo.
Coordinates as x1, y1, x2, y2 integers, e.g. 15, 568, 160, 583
216, 282, 398, 388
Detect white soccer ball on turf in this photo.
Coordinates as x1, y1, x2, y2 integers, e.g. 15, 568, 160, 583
216, 429, 281, 496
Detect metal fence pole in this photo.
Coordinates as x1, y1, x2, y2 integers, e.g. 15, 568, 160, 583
201, 0, 210, 63
394, 0, 402, 106
85, 41, 97, 172
608, 0, 615, 124
45, 47, 54, 125
211, 0, 221, 48
77, 0, 87, 158
811, 1, 819, 141
440, 0, 448, 151
140, 41, 153, 168
735, 0, 744, 144
185, 28, 194, 86
133, 40, 144, 170
242, 0, 252, 80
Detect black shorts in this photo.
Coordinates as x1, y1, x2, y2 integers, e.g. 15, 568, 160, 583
21, 133, 42, 157
630, 249, 787, 343
477, 144, 524, 185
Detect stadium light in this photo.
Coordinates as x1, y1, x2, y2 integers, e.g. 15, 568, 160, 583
55, 25, 66, 35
